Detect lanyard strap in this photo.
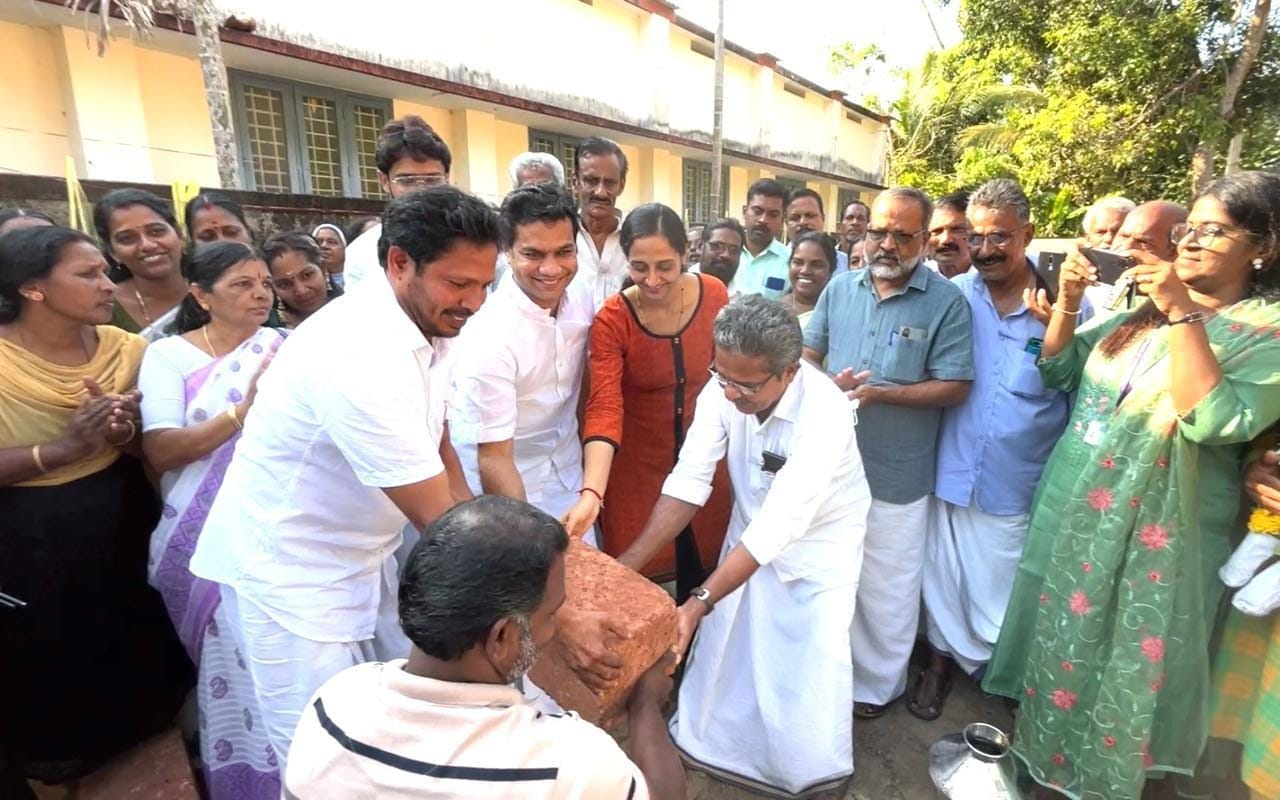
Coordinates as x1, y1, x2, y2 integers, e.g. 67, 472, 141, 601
1116, 337, 1156, 407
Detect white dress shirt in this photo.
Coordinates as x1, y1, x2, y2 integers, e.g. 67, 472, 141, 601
662, 360, 869, 581
190, 271, 453, 643
341, 222, 380, 291
570, 221, 627, 311
450, 275, 593, 517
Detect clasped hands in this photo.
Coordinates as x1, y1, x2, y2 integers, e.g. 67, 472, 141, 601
65, 377, 140, 454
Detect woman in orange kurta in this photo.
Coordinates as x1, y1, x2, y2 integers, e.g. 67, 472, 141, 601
562, 203, 731, 598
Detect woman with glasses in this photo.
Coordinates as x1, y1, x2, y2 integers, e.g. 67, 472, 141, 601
138, 241, 283, 798
263, 232, 341, 329
984, 171, 1280, 800
779, 230, 837, 326
564, 202, 730, 599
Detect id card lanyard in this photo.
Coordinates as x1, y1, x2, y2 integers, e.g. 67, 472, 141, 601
1116, 337, 1157, 408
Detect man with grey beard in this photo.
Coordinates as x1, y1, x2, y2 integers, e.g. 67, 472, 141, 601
285, 496, 686, 800
802, 187, 974, 720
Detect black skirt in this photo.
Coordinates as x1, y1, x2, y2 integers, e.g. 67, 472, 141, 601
0, 456, 193, 783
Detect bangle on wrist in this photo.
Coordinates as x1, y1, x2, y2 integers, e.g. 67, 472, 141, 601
227, 405, 243, 431
31, 444, 47, 474
1052, 305, 1083, 316
108, 419, 137, 446
579, 486, 604, 507
1168, 309, 1212, 326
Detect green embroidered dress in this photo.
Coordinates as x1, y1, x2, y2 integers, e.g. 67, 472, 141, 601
982, 299, 1280, 799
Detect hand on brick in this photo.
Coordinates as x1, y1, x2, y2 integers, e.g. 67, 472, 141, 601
629, 651, 677, 713
561, 493, 602, 540
673, 600, 708, 665
556, 605, 628, 692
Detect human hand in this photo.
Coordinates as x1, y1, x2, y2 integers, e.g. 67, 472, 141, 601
560, 493, 602, 539
1126, 251, 1197, 319
628, 651, 677, 713
848, 382, 883, 408
243, 353, 274, 410
1245, 450, 1280, 513
831, 368, 872, 393
61, 394, 116, 457
673, 599, 708, 665
1057, 243, 1096, 308
556, 606, 627, 692
1022, 287, 1053, 325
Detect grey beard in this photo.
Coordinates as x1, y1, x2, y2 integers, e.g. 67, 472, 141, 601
868, 254, 921, 281
503, 616, 542, 684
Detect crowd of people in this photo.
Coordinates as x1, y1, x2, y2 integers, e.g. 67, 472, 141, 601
1, 111, 1279, 800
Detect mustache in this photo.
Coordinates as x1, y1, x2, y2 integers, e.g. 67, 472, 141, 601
935, 242, 961, 254
972, 254, 1005, 267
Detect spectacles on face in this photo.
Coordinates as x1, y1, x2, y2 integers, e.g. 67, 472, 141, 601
930, 225, 969, 239
390, 174, 448, 189
966, 231, 1015, 249
865, 228, 926, 248
705, 240, 743, 258
1181, 222, 1256, 248
707, 365, 775, 396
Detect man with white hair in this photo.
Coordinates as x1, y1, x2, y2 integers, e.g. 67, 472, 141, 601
1081, 195, 1135, 249
508, 151, 565, 188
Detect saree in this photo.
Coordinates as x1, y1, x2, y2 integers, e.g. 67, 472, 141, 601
1003, 299, 1280, 799
111, 297, 180, 343
148, 327, 285, 800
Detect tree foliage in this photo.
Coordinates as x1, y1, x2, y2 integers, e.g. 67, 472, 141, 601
837, 0, 1280, 235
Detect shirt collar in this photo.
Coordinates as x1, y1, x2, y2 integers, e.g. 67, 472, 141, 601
381, 660, 525, 709
498, 271, 561, 320
362, 266, 442, 356
972, 258, 1039, 318
855, 262, 930, 296
763, 361, 808, 424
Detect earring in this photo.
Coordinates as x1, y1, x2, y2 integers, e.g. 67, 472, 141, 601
1253, 258, 1265, 271
24, 291, 44, 302
199, 303, 210, 311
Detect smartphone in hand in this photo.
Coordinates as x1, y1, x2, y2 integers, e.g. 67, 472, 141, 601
1078, 247, 1136, 285
1034, 252, 1064, 305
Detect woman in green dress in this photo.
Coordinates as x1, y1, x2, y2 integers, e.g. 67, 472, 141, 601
983, 171, 1280, 799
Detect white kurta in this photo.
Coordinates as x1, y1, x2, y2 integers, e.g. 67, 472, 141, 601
661, 362, 870, 797
570, 223, 628, 311
922, 496, 1029, 675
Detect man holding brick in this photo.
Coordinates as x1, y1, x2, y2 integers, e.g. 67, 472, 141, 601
286, 496, 686, 800
619, 295, 871, 797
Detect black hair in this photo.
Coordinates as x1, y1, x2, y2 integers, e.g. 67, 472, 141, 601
345, 216, 380, 242
170, 241, 265, 334
934, 191, 970, 215
1098, 170, 1280, 359
184, 192, 250, 240
703, 217, 747, 245
376, 186, 502, 273
399, 495, 569, 661
845, 199, 870, 216
573, 136, 629, 181
620, 202, 687, 257
376, 115, 452, 175
787, 187, 826, 218
746, 178, 788, 205
262, 231, 322, 269
0, 226, 99, 324
93, 189, 181, 281
0, 208, 56, 234
499, 182, 581, 250
790, 230, 838, 271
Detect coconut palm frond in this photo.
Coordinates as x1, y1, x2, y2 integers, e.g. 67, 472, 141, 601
961, 84, 1046, 116
956, 122, 1020, 151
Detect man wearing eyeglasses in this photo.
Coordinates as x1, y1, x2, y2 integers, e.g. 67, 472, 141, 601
916, 179, 1081, 721
343, 116, 452, 291
801, 186, 974, 721
693, 218, 747, 288
618, 295, 870, 797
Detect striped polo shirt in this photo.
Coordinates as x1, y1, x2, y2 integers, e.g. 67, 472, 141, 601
285, 660, 649, 799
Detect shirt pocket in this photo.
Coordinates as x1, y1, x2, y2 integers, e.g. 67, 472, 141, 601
1001, 344, 1050, 399
881, 335, 930, 383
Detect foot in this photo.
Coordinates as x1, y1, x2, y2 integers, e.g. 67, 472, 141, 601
853, 701, 893, 719
907, 667, 953, 721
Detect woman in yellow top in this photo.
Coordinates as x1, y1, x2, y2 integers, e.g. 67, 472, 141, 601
0, 226, 191, 791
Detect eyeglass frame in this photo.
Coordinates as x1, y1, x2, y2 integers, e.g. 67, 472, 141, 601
389, 174, 449, 189
1178, 222, 1261, 249
864, 228, 927, 248
707, 365, 777, 396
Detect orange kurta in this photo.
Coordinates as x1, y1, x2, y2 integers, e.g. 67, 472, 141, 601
584, 273, 731, 582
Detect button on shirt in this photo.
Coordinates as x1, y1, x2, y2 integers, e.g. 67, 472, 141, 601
729, 238, 790, 300
803, 265, 974, 504
661, 362, 870, 584
189, 272, 452, 642
341, 222, 380, 291
450, 275, 594, 510
285, 660, 649, 800
572, 223, 628, 311
935, 271, 1085, 515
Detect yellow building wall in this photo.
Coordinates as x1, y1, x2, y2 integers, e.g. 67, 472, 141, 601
0, 21, 70, 178
728, 165, 750, 212
619, 143, 643, 210
493, 118, 529, 191
135, 47, 218, 186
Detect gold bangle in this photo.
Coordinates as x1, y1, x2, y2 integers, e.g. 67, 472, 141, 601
1052, 305, 1083, 316
227, 405, 243, 431
31, 444, 47, 473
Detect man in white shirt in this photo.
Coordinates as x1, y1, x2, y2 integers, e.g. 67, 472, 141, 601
286, 496, 686, 800
618, 295, 870, 798
343, 115, 452, 290
189, 186, 500, 770
451, 182, 596, 533
569, 136, 629, 310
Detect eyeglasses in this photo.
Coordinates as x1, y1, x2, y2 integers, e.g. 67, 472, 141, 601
1180, 222, 1257, 248
705, 241, 743, 257
390, 174, 448, 189
707, 366, 775, 396
966, 231, 1015, 249
865, 228, 926, 248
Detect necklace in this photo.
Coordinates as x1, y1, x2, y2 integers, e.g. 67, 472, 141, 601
132, 285, 153, 325
201, 325, 219, 358
636, 278, 689, 334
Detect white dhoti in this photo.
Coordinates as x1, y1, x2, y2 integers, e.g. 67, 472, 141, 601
850, 495, 930, 705
922, 497, 1029, 675
672, 529, 862, 797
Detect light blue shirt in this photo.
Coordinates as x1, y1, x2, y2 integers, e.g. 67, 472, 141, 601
729, 238, 790, 299
835, 250, 850, 273
934, 268, 1084, 515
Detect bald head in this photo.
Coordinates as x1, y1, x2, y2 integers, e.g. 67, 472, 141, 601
1114, 200, 1187, 260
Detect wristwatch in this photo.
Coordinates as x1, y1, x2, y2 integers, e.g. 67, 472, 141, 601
689, 586, 715, 611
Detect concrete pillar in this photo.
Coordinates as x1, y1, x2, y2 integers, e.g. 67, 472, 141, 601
640, 14, 671, 129
52, 26, 155, 182
633, 146, 679, 209
752, 54, 779, 151
451, 107, 500, 203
